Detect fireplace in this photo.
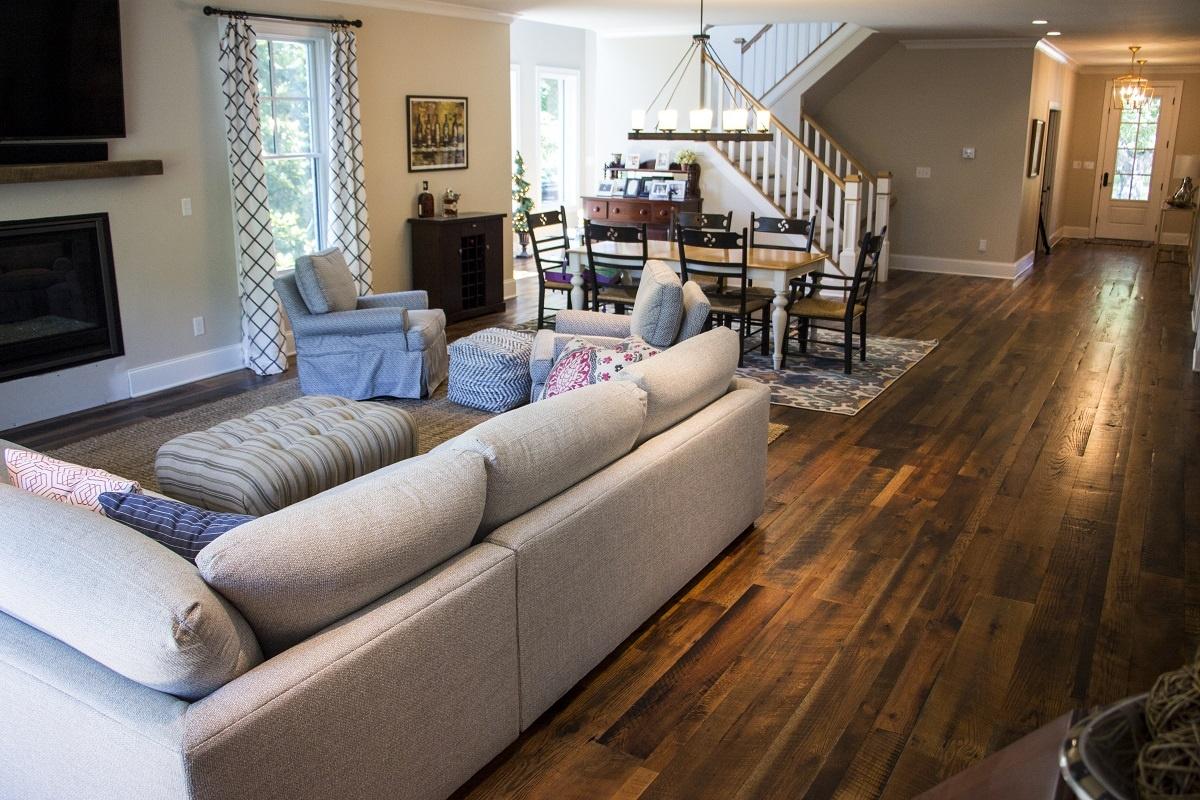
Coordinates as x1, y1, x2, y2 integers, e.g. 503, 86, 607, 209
0, 214, 124, 382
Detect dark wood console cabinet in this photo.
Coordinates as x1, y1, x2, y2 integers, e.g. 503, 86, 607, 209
580, 196, 702, 241
408, 212, 507, 323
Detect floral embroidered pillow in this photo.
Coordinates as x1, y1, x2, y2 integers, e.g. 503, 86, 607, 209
543, 336, 661, 400
4, 449, 141, 513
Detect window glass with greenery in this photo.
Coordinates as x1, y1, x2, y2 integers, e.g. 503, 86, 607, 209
256, 37, 325, 270
1111, 97, 1161, 202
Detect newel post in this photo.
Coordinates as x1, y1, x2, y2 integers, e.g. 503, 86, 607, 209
874, 171, 892, 282
839, 174, 860, 271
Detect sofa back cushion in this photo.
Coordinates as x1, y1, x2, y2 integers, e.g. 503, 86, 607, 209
0, 484, 262, 700
197, 447, 488, 655
442, 381, 647, 536
295, 247, 358, 314
629, 260, 684, 348
617, 326, 740, 442
676, 280, 712, 342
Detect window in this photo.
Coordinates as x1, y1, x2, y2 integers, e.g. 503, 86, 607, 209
1111, 97, 1162, 202
256, 34, 328, 270
510, 65, 521, 164
535, 68, 579, 209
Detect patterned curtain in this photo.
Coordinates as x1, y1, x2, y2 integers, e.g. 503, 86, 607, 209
218, 17, 287, 376
328, 26, 374, 296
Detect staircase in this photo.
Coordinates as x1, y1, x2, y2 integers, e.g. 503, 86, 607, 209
723, 23, 844, 103
698, 50, 892, 278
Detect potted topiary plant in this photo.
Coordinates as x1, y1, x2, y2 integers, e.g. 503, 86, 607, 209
512, 151, 534, 258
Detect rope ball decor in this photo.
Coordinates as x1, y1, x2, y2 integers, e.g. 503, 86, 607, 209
1138, 654, 1200, 798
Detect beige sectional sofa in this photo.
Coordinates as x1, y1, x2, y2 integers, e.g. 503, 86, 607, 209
0, 327, 770, 800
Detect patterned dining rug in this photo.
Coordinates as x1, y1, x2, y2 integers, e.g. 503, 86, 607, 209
511, 317, 936, 417
45, 378, 788, 492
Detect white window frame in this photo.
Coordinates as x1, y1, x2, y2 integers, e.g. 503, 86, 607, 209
510, 64, 521, 165
255, 22, 331, 273
533, 66, 581, 217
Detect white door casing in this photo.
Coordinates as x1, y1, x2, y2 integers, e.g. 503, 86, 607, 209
1092, 82, 1181, 241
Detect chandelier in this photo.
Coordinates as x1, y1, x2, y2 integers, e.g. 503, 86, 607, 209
628, 0, 773, 142
1112, 46, 1154, 111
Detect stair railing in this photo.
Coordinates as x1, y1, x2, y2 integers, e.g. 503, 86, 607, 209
736, 23, 845, 103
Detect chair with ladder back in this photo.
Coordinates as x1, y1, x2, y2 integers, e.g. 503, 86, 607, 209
583, 221, 649, 315
529, 207, 585, 329
677, 227, 771, 367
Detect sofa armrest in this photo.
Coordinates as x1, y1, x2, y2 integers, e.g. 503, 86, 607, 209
357, 290, 429, 311
554, 309, 632, 338
290, 306, 409, 338
182, 544, 519, 800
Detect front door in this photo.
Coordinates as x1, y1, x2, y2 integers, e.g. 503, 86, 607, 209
1094, 85, 1179, 241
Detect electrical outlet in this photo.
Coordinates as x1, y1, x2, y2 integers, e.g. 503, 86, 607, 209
978, 239, 988, 253
915, 166, 932, 179
181, 198, 193, 217
192, 316, 205, 336
1072, 160, 1082, 169
961, 147, 976, 160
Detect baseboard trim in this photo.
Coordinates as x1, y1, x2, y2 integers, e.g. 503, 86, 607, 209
1161, 232, 1190, 246
1061, 226, 1091, 239
504, 278, 518, 300
890, 253, 1030, 280
127, 344, 245, 398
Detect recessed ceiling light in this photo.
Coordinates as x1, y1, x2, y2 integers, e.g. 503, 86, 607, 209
1032, 19, 1048, 24
1047, 31, 1062, 36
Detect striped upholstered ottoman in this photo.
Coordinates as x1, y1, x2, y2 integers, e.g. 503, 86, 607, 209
448, 328, 534, 413
155, 396, 416, 515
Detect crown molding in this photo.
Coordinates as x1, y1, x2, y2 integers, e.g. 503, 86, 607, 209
1036, 39, 1076, 69
902, 37, 1039, 50
321, 0, 516, 25
1078, 63, 1200, 74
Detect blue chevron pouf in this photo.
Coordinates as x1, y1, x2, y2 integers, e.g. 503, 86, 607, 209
448, 328, 535, 413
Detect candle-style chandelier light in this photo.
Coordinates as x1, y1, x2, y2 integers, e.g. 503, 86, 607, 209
1112, 46, 1155, 111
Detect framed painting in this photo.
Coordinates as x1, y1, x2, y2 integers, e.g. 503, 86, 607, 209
407, 96, 468, 172
1028, 118, 1045, 178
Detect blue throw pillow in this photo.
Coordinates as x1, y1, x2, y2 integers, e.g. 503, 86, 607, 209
98, 492, 255, 564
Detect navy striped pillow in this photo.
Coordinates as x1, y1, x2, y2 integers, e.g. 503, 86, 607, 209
98, 492, 255, 564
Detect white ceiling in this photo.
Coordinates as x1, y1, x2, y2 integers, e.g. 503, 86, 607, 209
399, 0, 1200, 65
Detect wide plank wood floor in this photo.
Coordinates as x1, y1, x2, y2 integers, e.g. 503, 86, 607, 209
5, 241, 1198, 798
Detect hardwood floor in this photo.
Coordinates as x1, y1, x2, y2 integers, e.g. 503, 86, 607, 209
5, 243, 1197, 798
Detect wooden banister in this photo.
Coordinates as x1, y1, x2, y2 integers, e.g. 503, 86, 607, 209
741, 24, 772, 54
759, 23, 846, 102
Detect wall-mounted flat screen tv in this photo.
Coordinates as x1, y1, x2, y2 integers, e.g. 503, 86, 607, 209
0, 1, 126, 140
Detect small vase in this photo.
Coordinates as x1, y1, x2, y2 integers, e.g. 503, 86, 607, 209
517, 231, 530, 258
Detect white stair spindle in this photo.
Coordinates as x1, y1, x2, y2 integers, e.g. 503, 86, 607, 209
785, 140, 795, 216
773, 129, 783, 206
821, 170, 831, 258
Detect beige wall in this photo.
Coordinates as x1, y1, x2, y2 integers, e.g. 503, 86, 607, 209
0, 0, 511, 429
1063, 71, 1199, 235
814, 44, 1035, 265
1019, 49, 1077, 256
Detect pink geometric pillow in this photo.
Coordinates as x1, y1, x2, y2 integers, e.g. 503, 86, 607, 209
4, 449, 141, 513
543, 336, 661, 400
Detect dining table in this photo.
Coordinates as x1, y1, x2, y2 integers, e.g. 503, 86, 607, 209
565, 240, 828, 369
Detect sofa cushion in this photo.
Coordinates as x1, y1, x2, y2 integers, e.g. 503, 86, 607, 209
629, 260, 684, 348
5, 449, 141, 512
0, 484, 262, 700
441, 381, 647, 536
98, 492, 255, 564
295, 247, 358, 314
196, 447, 488, 655
617, 326, 740, 442
543, 336, 661, 400
676, 280, 712, 342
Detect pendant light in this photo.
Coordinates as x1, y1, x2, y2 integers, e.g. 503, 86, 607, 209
1112, 46, 1155, 111
627, 0, 772, 142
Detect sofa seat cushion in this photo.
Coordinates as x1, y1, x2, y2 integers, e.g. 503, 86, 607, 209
196, 447, 489, 655
295, 248, 359, 314
628, 260, 684, 348
617, 326, 740, 443
439, 381, 647, 537
0, 484, 262, 699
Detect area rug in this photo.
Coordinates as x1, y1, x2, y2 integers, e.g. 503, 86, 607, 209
511, 317, 935, 417
46, 378, 788, 491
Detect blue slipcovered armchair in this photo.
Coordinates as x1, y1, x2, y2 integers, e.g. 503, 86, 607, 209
275, 248, 448, 400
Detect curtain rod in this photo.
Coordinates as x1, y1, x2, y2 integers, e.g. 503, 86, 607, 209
202, 6, 363, 28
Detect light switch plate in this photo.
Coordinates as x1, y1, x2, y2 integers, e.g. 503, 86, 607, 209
181, 198, 193, 217
192, 316, 205, 336
962, 147, 976, 160
1084, 161, 1096, 170
916, 166, 932, 179
1072, 160, 1082, 169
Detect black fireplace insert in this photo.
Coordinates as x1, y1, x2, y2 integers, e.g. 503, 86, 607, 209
0, 214, 124, 382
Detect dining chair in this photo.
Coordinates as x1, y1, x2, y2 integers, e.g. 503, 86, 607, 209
583, 221, 649, 314
677, 227, 771, 367
673, 210, 733, 237
749, 212, 817, 300
528, 207, 583, 329
784, 226, 887, 374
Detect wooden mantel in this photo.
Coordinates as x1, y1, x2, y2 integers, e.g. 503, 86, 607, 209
0, 159, 164, 185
